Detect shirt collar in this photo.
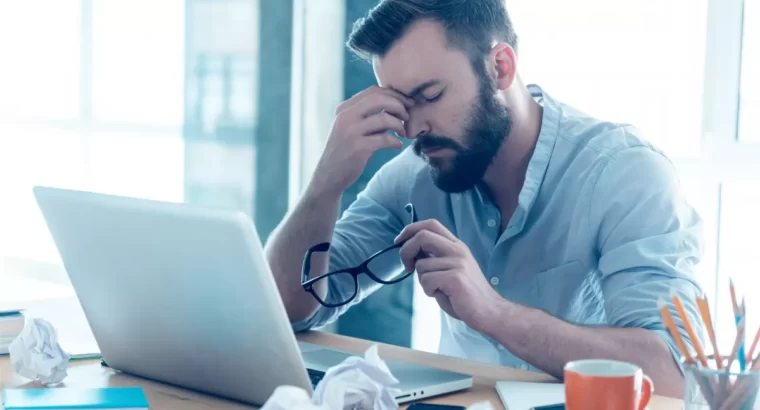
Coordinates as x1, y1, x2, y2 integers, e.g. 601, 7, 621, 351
518, 84, 561, 211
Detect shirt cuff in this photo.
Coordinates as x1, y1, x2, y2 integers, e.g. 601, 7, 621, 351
290, 309, 323, 333
289, 303, 341, 333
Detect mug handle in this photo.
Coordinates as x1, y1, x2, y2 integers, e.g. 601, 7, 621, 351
638, 374, 654, 410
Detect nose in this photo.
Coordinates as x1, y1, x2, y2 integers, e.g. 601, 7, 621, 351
405, 111, 431, 139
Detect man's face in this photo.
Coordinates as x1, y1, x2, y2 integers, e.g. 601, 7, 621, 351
373, 19, 512, 193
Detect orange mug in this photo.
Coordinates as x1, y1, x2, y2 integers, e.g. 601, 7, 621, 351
564, 359, 653, 410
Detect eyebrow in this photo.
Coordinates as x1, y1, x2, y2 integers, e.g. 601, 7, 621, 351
393, 80, 441, 99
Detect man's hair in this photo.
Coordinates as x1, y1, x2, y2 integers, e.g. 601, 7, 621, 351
347, 0, 518, 65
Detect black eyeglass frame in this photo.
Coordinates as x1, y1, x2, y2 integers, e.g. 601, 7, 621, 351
301, 203, 418, 308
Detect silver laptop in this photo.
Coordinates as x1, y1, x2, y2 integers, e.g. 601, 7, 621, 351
32, 186, 473, 406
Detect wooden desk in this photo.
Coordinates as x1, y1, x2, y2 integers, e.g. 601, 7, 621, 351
1, 331, 683, 410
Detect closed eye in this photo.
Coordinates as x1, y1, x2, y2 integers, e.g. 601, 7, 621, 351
424, 89, 445, 103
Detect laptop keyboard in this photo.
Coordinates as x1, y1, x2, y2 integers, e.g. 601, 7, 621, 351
307, 368, 326, 388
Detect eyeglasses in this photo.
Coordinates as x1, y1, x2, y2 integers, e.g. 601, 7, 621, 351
301, 203, 419, 308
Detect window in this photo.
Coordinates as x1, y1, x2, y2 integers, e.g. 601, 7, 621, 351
510, 0, 708, 160
716, 184, 760, 348
0, 1, 186, 278
3, 0, 751, 358
0, 124, 84, 265
0, 2, 84, 268
91, 0, 185, 126
0, 1, 81, 121
0, 0, 294, 351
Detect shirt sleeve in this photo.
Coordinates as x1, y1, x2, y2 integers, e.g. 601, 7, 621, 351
291, 148, 421, 332
590, 143, 706, 373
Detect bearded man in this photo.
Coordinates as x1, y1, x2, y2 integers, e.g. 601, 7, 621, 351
264, 0, 704, 398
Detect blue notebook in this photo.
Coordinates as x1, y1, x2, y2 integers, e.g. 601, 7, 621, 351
0, 309, 23, 318
2, 387, 149, 409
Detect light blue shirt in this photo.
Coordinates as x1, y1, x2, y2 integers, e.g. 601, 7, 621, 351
292, 84, 704, 373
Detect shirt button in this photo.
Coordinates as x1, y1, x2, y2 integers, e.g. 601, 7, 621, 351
487, 219, 497, 228
490, 277, 500, 286
520, 364, 529, 370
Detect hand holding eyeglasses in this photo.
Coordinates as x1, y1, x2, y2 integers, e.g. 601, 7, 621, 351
301, 204, 420, 308
394, 218, 504, 333
302, 204, 505, 333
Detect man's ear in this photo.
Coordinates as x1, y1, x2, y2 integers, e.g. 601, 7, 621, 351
487, 43, 517, 90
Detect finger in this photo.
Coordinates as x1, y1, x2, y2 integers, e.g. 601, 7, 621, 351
356, 112, 407, 138
396, 219, 458, 244
414, 257, 458, 274
399, 230, 460, 272
355, 94, 410, 121
334, 87, 380, 114
418, 269, 458, 297
364, 132, 404, 151
337, 86, 414, 114
363, 86, 415, 108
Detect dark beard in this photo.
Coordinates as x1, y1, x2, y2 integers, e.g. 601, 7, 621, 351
413, 73, 512, 193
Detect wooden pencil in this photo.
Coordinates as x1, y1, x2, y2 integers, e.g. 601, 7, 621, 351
726, 317, 746, 372
730, 278, 739, 318
697, 296, 723, 369
672, 290, 710, 367
746, 326, 760, 367
658, 298, 695, 365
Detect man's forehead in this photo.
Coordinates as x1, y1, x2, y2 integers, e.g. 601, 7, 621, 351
374, 49, 467, 95
373, 56, 439, 93
371, 19, 460, 92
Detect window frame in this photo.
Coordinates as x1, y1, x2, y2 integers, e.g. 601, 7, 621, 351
288, 0, 346, 209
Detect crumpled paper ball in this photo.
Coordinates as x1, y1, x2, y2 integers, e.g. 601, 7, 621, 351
311, 344, 401, 409
8, 317, 70, 384
260, 344, 494, 410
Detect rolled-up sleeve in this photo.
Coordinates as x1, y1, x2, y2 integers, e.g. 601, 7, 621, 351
291, 149, 420, 332
590, 144, 706, 373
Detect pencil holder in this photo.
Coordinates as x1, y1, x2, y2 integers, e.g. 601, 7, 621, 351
684, 358, 760, 410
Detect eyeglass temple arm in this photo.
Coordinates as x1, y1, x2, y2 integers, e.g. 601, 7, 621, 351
302, 242, 331, 284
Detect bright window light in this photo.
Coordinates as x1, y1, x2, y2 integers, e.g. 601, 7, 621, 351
0, 1, 81, 121
739, 0, 760, 142
508, 0, 708, 159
